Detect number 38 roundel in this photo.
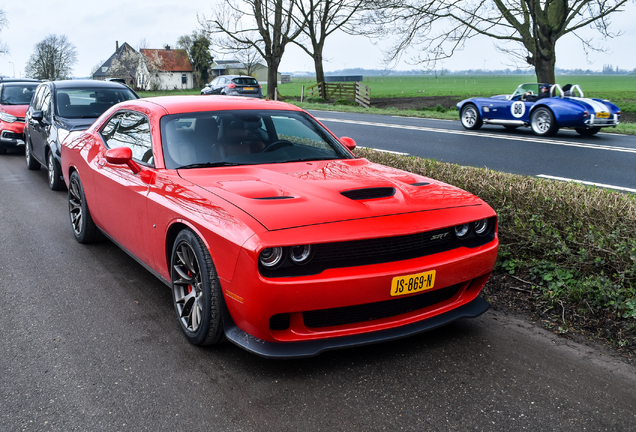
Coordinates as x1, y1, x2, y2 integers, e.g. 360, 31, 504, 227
511, 101, 525, 118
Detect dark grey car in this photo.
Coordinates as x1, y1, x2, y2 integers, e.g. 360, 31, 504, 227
24, 80, 138, 190
201, 75, 263, 98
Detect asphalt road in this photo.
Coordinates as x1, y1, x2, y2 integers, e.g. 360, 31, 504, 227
1, 150, 636, 431
311, 111, 636, 192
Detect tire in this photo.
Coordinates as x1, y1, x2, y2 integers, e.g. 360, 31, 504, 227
47, 151, 65, 191
25, 140, 40, 170
575, 127, 600, 136
504, 125, 519, 130
171, 229, 224, 346
530, 107, 558, 136
68, 171, 102, 243
460, 104, 482, 130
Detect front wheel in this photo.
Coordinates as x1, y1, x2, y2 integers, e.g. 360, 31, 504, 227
530, 107, 558, 136
48, 151, 65, 191
68, 171, 102, 243
25, 140, 40, 170
460, 104, 482, 130
171, 230, 224, 346
575, 127, 600, 136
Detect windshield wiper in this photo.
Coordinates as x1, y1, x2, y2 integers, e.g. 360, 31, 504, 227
282, 157, 338, 163
176, 162, 246, 169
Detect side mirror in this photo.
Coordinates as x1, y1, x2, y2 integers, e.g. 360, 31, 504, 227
31, 110, 43, 121
105, 147, 141, 174
339, 136, 356, 151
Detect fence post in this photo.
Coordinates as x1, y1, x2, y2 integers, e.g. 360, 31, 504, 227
301, 85, 304, 103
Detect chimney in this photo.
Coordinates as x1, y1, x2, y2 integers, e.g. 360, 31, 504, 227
116, 41, 119, 52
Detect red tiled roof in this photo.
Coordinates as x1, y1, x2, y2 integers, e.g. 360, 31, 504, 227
141, 49, 193, 72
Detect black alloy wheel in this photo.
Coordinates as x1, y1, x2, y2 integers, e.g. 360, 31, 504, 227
171, 229, 224, 346
68, 171, 102, 243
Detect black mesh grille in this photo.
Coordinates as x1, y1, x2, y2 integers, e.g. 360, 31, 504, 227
341, 187, 395, 200
303, 283, 462, 328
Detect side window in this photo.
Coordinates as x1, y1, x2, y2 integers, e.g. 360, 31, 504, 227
31, 86, 45, 110
101, 111, 154, 165
40, 88, 52, 119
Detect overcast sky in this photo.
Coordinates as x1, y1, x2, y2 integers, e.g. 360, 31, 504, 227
2, 1, 636, 79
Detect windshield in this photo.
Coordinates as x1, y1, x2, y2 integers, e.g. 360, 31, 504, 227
161, 110, 354, 169
232, 77, 258, 85
55, 87, 138, 118
0, 83, 38, 105
512, 83, 540, 99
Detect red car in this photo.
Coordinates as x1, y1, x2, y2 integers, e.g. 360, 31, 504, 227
61, 96, 498, 358
0, 79, 40, 153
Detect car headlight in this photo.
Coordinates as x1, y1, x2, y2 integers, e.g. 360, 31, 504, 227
290, 245, 313, 265
0, 112, 16, 123
473, 219, 490, 236
260, 247, 284, 268
455, 224, 470, 239
57, 128, 71, 143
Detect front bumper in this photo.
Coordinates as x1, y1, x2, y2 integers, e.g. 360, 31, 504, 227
223, 295, 489, 358
0, 126, 26, 146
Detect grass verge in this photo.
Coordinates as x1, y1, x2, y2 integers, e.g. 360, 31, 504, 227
353, 147, 636, 355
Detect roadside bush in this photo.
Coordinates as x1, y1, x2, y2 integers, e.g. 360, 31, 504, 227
354, 147, 636, 319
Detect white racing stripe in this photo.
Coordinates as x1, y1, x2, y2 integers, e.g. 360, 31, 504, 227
316, 117, 636, 154
537, 175, 636, 193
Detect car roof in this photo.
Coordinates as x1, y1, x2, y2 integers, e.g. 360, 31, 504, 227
128, 95, 301, 115
0, 78, 41, 83
47, 79, 133, 90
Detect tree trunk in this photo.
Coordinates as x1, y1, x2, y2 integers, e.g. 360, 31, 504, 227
266, 57, 280, 99
533, 51, 556, 84
314, 54, 326, 99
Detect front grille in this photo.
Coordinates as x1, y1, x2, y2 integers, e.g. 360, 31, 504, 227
303, 283, 462, 328
341, 187, 395, 200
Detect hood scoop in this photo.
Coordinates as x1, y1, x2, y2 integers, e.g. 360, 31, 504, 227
341, 187, 396, 200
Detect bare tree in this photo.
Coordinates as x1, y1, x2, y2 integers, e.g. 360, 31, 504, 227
108, 49, 142, 84
208, 31, 264, 77
372, 0, 630, 83
25, 34, 77, 80
141, 50, 166, 91
0, 9, 9, 55
200, 0, 304, 99
292, 0, 365, 97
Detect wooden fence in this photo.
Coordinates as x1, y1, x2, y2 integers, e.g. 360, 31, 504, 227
303, 82, 371, 108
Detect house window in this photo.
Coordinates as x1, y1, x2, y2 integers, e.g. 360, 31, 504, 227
102, 67, 109, 73
181, 74, 187, 85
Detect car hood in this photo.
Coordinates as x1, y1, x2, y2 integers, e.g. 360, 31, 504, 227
54, 116, 97, 131
1, 104, 29, 117
178, 159, 486, 231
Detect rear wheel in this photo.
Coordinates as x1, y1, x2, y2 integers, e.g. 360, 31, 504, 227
25, 140, 40, 170
68, 171, 102, 243
460, 104, 482, 130
530, 107, 558, 136
575, 127, 600, 136
171, 230, 224, 346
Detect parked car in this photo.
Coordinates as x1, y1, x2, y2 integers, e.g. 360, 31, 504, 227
457, 83, 621, 136
61, 95, 498, 358
25, 80, 138, 190
0, 79, 41, 153
201, 75, 263, 98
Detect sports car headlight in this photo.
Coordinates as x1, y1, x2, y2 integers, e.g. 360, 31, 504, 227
0, 112, 16, 123
473, 219, 490, 236
290, 245, 313, 265
455, 224, 470, 239
260, 247, 284, 268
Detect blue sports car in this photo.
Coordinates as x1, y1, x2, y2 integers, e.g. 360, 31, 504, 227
457, 83, 621, 136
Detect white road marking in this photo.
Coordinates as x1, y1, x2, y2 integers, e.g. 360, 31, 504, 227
537, 175, 636, 193
358, 146, 409, 155
315, 117, 636, 154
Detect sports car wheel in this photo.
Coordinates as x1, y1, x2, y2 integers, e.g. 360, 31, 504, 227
68, 171, 102, 243
25, 141, 40, 170
171, 230, 224, 346
48, 151, 65, 191
530, 107, 558, 136
460, 104, 482, 130
575, 127, 600, 136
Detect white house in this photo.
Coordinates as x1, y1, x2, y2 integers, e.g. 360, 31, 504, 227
137, 47, 194, 91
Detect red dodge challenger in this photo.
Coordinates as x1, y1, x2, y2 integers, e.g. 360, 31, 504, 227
61, 96, 498, 358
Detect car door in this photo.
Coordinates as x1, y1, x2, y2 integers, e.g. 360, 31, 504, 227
91, 110, 156, 264
28, 85, 52, 163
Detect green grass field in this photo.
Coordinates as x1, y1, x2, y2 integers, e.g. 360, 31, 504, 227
274, 74, 636, 108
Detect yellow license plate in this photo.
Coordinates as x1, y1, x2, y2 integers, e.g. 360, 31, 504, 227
390, 270, 436, 297
597, 112, 610, 118
244, 87, 254, 90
